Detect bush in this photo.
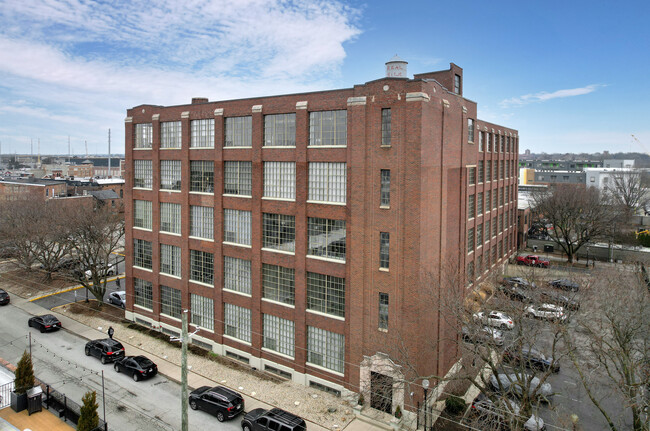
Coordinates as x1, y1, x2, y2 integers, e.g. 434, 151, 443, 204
394, 405, 402, 419
357, 394, 364, 405
14, 351, 34, 395
77, 391, 99, 431
638, 231, 650, 247
444, 395, 466, 416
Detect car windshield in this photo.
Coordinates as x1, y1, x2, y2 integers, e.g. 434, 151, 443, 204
43, 315, 58, 323
134, 356, 153, 367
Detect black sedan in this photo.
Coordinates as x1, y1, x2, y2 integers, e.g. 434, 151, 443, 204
504, 346, 560, 373
499, 284, 533, 303
189, 386, 245, 422
502, 277, 537, 289
0, 289, 9, 305
539, 291, 580, 311
548, 279, 579, 292
28, 314, 62, 333
113, 355, 157, 382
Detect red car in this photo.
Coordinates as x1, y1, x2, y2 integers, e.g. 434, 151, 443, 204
515, 255, 550, 268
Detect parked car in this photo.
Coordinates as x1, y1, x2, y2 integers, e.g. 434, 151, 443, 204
503, 346, 560, 373
462, 326, 504, 346
470, 393, 546, 431
524, 304, 567, 322
108, 291, 126, 308
515, 255, 550, 268
548, 279, 579, 292
114, 355, 157, 382
539, 291, 579, 311
85, 262, 117, 279
0, 246, 19, 259
499, 284, 533, 303
0, 289, 10, 305
189, 386, 245, 422
502, 277, 538, 289
473, 311, 514, 330
241, 408, 307, 431
85, 338, 125, 364
28, 314, 62, 332
490, 373, 553, 402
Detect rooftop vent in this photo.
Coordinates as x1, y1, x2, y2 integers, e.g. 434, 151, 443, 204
192, 97, 209, 104
385, 54, 408, 78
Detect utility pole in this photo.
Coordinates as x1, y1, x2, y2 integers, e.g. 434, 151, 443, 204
181, 309, 188, 431
108, 129, 111, 178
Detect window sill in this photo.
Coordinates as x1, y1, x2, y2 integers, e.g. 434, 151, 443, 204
133, 227, 152, 232
189, 280, 215, 288
188, 236, 214, 242
306, 309, 345, 321
133, 266, 153, 272
306, 362, 344, 377
189, 191, 215, 195
160, 189, 182, 193
261, 247, 295, 256
307, 145, 347, 149
189, 146, 215, 150
222, 242, 252, 248
160, 273, 182, 280
223, 335, 252, 347
160, 147, 182, 150
134, 304, 153, 312
379, 205, 390, 210
378, 328, 388, 333
133, 147, 152, 151
263, 146, 296, 149
224, 146, 253, 149
223, 194, 252, 199
262, 197, 296, 202
223, 289, 252, 299
133, 187, 153, 191
160, 231, 182, 237
306, 200, 346, 206
380, 145, 391, 148
306, 255, 346, 265
262, 298, 295, 309
379, 267, 389, 272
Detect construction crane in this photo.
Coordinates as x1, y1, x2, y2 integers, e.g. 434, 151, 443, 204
631, 134, 648, 155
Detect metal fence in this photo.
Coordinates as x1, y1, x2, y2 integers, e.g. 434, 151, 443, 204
42, 382, 108, 431
0, 381, 14, 409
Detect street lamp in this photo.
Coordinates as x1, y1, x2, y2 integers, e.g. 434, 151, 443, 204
422, 379, 430, 431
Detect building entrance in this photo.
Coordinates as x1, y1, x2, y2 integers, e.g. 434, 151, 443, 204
370, 371, 393, 414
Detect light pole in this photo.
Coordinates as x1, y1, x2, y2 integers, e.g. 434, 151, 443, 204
170, 310, 200, 431
422, 379, 430, 431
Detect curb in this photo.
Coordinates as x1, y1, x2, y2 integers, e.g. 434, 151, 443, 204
28, 275, 126, 302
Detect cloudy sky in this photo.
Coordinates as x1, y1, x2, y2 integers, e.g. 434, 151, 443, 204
0, 0, 648, 155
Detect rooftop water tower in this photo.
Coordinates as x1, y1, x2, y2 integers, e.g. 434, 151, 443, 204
385, 55, 408, 78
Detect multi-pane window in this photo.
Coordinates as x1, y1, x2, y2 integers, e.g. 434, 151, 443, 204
224, 303, 251, 343
487, 133, 492, 152
500, 135, 505, 152
478, 161, 484, 183
225, 116, 252, 147
379, 293, 389, 330
494, 134, 500, 152
477, 224, 483, 246
468, 167, 476, 185
479, 131, 485, 152
190, 205, 213, 240
380, 169, 391, 207
161, 121, 181, 148
160, 285, 182, 319
262, 264, 295, 305
264, 113, 296, 146
160, 160, 182, 191
134, 123, 153, 149
499, 213, 504, 233
224, 256, 252, 295
467, 227, 475, 253
190, 161, 214, 193
477, 254, 483, 275
309, 110, 347, 146
160, 244, 181, 277
499, 188, 504, 206
224, 161, 252, 196
264, 162, 296, 199
263, 213, 295, 252
492, 246, 498, 265
467, 261, 475, 283
494, 160, 499, 181
498, 240, 503, 258
485, 220, 491, 243
190, 119, 214, 148
191, 294, 214, 331
454, 74, 461, 94
486, 160, 492, 182
134, 160, 153, 189
505, 185, 510, 204
307, 272, 345, 318
477, 192, 483, 216
492, 217, 498, 237
468, 119, 475, 143
381, 109, 391, 146
485, 190, 491, 211
190, 249, 214, 285
160, 202, 181, 234
133, 239, 152, 269
307, 327, 344, 373
134, 200, 152, 230
223, 209, 252, 245
307, 218, 346, 261
308, 162, 346, 203
263, 314, 295, 357
379, 232, 390, 269
500, 161, 505, 180
133, 278, 153, 310
468, 194, 475, 219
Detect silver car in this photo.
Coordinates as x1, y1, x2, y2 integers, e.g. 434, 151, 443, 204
471, 393, 546, 431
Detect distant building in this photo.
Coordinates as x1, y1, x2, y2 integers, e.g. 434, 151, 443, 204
0, 178, 67, 201
518, 159, 602, 170
534, 170, 586, 185
603, 159, 635, 169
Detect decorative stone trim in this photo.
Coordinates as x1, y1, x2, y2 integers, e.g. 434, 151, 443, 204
442, 99, 450, 108
296, 101, 308, 110
181, 111, 190, 119
405, 92, 430, 102
347, 96, 367, 106
152, 114, 160, 121
214, 108, 224, 116
462, 106, 468, 114
124, 116, 133, 123
252, 105, 263, 113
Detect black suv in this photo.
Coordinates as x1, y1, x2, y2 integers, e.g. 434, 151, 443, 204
242, 408, 306, 431
548, 279, 579, 292
0, 289, 10, 305
189, 386, 244, 422
85, 338, 125, 364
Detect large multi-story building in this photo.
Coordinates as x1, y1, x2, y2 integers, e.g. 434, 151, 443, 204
124, 59, 518, 414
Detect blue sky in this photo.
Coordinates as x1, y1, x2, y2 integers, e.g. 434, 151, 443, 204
0, 0, 648, 156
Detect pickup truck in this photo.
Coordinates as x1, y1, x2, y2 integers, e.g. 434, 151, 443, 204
515, 255, 550, 268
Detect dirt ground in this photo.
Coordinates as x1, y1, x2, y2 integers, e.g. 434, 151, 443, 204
0, 263, 78, 299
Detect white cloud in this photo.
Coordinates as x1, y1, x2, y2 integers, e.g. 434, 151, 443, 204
500, 84, 603, 108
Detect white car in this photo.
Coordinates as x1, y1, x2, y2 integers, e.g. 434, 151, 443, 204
525, 304, 567, 322
473, 311, 514, 330
85, 263, 117, 279
490, 373, 553, 402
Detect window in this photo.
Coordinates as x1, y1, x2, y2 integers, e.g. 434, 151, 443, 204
468, 119, 475, 143
494, 134, 500, 153
224, 161, 252, 196
479, 131, 485, 152
477, 224, 483, 246
223, 209, 252, 245
380, 169, 391, 207
190, 119, 214, 148
493, 160, 499, 181
263, 314, 295, 357
486, 160, 492, 182
309, 162, 346, 203
134, 160, 153, 189
468, 194, 475, 219
485, 220, 491, 243
224, 303, 251, 343
492, 217, 497, 237
264, 162, 295, 200
160, 160, 182, 191
477, 254, 483, 275
467, 261, 474, 283
262, 264, 295, 305
224, 256, 252, 295
478, 161, 484, 183
310, 110, 347, 146
500, 161, 505, 180
191, 294, 214, 331
134, 123, 153, 149
134, 200, 152, 230
160, 202, 181, 234
379, 232, 390, 269
133, 278, 153, 310
454, 74, 461, 94
190, 160, 214, 193
500, 135, 505, 152
307, 272, 345, 318
378, 293, 389, 330
190, 205, 213, 240
133, 239, 152, 269
381, 109, 391, 146
161, 285, 182, 319
225, 116, 252, 147
499, 213, 504, 233
467, 227, 475, 253
160, 244, 181, 277
468, 167, 476, 185
264, 113, 296, 146
263, 213, 295, 252
190, 249, 214, 285
477, 192, 483, 216
308, 217, 346, 261
307, 327, 344, 373
499, 188, 504, 206
487, 133, 492, 152
161, 121, 181, 148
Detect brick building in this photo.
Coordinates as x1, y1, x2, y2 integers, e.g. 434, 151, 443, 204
0, 178, 67, 201
124, 60, 518, 413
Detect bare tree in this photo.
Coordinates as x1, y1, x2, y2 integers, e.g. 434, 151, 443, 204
30, 203, 77, 280
603, 170, 650, 217
0, 198, 40, 270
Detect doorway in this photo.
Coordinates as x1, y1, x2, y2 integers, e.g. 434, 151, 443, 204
370, 371, 393, 414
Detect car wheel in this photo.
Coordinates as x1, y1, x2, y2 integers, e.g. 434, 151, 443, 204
189, 400, 198, 410
132, 373, 140, 382
114, 364, 120, 373
28, 320, 32, 328
517, 261, 523, 265
216, 412, 225, 422
500, 324, 507, 329
101, 356, 107, 365
85, 347, 90, 356
40, 326, 45, 333
243, 425, 252, 431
